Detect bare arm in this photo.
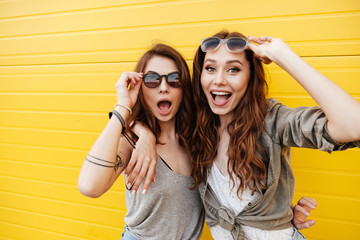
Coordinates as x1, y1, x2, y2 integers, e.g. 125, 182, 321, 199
77, 72, 142, 198
247, 36, 360, 143
124, 122, 157, 194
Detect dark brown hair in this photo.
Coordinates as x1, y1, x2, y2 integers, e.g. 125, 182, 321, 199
127, 43, 195, 153
191, 31, 269, 196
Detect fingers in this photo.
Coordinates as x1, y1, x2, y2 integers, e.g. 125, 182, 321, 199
248, 36, 273, 45
294, 196, 317, 223
116, 71, 143, 88
128, 76, 141, 95
259, 36, 273, 42
294, 204, 310, 222
130, 160, 150, 194
124, 150, 157, 194
124, 150, 136, 176
124, 153, 140, 189
293, 202, 316, 230
298, 196, 318, 209
123, 123, 157, 194
248, 36, 264, 45
246, 43, 272, 64
115, 71, 143, 108
124, 72, 143, 85
293, 219, 315, 230
141, 161, 157, 194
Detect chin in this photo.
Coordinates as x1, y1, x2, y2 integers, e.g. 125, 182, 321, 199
156, 113, 176, 122
210, 105, 233, 116
210, 109, 225, 116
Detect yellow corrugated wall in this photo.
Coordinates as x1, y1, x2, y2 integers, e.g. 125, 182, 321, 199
0, 0, 359, 239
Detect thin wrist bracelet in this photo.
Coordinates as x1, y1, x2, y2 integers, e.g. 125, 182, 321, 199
109, 110, 126, 134
115, 103, 132, 115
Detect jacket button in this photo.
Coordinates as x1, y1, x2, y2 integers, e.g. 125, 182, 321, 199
248, 202, 252, 206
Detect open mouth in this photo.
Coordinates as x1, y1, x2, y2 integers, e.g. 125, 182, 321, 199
211, 91, 231, 104
157, 100, 172, 113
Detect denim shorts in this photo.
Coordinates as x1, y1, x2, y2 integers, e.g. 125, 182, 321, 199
120, 227, 139, 240
291, 227, 306, 240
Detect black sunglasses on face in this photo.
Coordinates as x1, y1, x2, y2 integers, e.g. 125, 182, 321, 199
143, 72, 182, 88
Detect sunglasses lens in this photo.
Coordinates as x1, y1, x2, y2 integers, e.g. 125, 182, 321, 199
167, 72, 181, 88
227, 38, 247, 52
143, 73, 160, 88
201, 37, 220, 52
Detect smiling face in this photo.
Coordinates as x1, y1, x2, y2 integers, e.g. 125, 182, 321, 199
142, 55, 183, 123
200, 44, 251, 118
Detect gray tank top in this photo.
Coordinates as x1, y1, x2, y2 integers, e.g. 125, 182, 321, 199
124, 156, 204, 240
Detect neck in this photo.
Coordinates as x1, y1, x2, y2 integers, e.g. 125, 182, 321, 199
158, 118, 177, 142
218, 113, 233, 134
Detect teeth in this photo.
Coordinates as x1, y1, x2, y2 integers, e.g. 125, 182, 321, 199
212, 91, 230, 96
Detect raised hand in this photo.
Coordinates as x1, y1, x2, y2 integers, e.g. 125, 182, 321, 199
115, 71, 143, 108
246, 36, 294, 65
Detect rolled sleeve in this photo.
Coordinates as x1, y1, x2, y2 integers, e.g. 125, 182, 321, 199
265, 99, 360, 152
323, 124, 360, 152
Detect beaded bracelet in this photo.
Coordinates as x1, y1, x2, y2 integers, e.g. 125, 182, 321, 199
115, 103, 132, 115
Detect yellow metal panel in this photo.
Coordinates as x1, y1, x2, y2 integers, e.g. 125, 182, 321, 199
1, 1, 360, 240
299, 219, 360, 240
293, 193, 360, 223
0, 159, 79, 185
0, 143, 87, 167
267, 56, 360, 95
0, 221, 85, 240
0, 176, 125, 209
0, 0, 168, 19
292, 148, 360, 173
0, 13, 359, 56
0, 111, 107, 132
0, 62, 133, 74
1, 0, 359, 37
0, 94, 114, 112
0, 207, 120, 239
294, 169, 360, 197
0, 127, 97, 149
0, 191, 125, 228
273, 96, 360, 108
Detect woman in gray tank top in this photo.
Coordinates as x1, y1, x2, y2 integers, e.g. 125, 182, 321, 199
78, 43, 204, 239
78, 42, 317, 240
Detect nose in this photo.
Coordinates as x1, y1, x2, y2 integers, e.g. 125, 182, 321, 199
214, 70, 226, 86
159, 76, 169, 93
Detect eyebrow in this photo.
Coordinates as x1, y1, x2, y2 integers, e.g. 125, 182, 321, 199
204, 58, 244, 66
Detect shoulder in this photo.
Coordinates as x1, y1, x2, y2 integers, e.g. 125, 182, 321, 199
266, 98, 293, 115
265, 98, 321, 123
264, 98, 287, 124
266, 98, 282, 109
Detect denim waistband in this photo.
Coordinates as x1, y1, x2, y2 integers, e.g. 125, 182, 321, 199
121, 227, 139, 240
291, 227, 306, 240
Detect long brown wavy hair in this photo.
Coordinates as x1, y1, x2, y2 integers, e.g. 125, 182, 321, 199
191, 31, 269, 196
127, 43, 195, 153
